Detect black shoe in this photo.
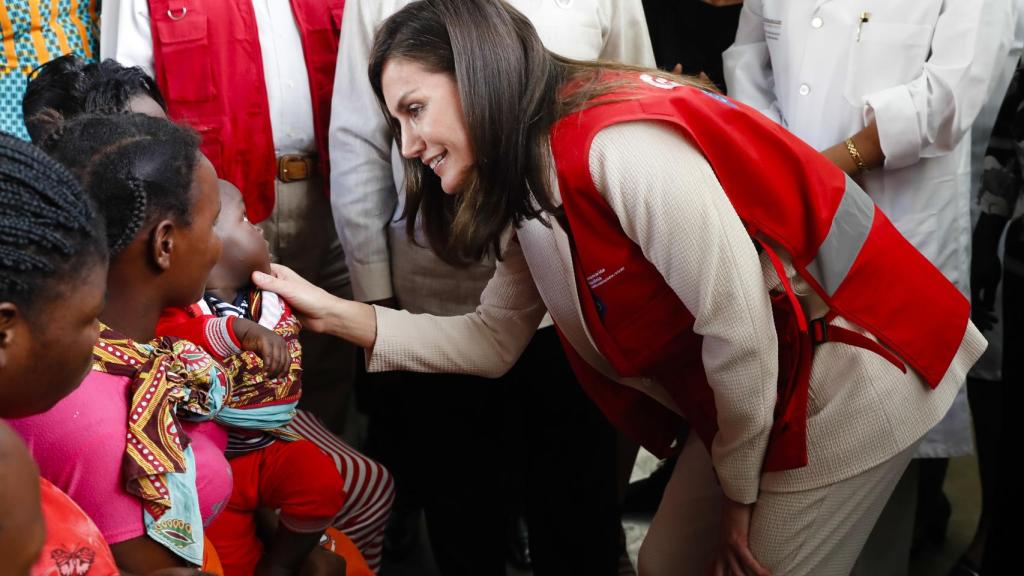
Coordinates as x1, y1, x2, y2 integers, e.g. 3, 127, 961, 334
506, 515, 531, 570
948, 555, 982, 576
912, 490, 951, 557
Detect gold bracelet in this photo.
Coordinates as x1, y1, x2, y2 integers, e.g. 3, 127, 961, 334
845, 138, 868, 172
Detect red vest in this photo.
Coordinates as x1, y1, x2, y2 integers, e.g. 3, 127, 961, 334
549, 74, 971, 471
147, 0, 344, 223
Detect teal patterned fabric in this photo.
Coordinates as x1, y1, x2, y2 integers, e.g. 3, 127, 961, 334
0, 0, 99, 140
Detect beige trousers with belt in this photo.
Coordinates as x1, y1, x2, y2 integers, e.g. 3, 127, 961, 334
638, 434, 918, 576
259, 176, 355, 433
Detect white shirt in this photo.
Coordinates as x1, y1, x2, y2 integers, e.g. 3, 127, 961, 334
329, 0, 656, 310
100, 0, 316, 155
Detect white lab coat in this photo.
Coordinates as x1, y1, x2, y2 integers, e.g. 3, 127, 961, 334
724, 0, 1014, 457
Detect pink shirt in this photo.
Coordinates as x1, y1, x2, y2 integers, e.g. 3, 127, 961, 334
8, 370, 232, 545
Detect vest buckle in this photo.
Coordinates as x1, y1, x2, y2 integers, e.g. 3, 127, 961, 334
810, 317, 829, 344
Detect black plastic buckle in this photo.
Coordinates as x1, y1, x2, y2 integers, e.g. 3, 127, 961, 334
810, 318, 829, 344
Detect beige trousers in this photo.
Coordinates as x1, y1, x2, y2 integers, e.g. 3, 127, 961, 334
259, 176, 355, 433
638, 434, 918, 576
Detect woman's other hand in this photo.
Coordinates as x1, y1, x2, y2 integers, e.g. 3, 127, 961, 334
709, 498, 771, 576
253, 264, 377, 348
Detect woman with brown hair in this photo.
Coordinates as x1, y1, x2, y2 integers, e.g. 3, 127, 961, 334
254, 0, 986, 573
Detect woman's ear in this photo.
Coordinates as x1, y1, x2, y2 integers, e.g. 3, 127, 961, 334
150, 219, 176, 271
0, 303, 23, 371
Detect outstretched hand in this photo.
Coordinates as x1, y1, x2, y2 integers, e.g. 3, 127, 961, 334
253, 264, 337, 334
253, 264, 378, 349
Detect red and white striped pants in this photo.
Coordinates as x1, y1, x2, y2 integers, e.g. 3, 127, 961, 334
290, 410, 395, 570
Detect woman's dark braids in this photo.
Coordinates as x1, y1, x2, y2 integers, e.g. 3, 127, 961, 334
38, 113, 199, 257
0, 132, 104, 305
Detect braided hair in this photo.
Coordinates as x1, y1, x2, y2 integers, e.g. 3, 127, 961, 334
0, 132, 106, 313
39, 113, 200, 256
23, 55, 167, 143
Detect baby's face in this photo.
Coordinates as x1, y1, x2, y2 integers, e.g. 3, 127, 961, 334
213, 182, 272, 283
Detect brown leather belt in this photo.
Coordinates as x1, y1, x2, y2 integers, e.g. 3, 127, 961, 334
277, 154, 316, 183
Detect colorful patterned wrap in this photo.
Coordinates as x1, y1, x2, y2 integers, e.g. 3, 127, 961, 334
92, 324, 230, 565
216, 289, 303, 440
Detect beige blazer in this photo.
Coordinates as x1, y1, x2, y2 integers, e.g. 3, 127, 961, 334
367, 121, 986, 504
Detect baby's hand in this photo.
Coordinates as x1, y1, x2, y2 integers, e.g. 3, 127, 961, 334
234, 318, 289, 378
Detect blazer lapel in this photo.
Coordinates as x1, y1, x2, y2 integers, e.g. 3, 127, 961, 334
518, 184, 617, 380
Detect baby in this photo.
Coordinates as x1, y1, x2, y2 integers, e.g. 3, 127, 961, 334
157, 180, 347, 575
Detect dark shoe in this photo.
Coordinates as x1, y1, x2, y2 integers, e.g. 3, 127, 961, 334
912, 490, 951, 557
506, 515, 531, 570
948, 555, 982, 576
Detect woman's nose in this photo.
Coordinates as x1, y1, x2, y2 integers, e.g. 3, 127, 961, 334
400, 129, 425, 159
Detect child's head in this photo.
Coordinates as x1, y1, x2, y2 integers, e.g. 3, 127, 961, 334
0, 133, 107, 418
41, 113, 222, 309
23, 56, 168, 142
207, 179, 272, 292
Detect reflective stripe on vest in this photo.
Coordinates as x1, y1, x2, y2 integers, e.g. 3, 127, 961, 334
807, 174, 875, 297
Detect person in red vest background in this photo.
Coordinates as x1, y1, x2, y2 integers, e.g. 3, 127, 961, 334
253, 1, 988, 575
99, 0, 357, 439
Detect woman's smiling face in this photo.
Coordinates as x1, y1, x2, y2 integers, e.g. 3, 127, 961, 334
381, 58, 475, 195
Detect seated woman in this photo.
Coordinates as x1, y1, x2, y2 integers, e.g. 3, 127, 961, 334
0, 131, 119, 575
9, 113, 232, 573
22, 56, 394, 570
0, 133, 204, 575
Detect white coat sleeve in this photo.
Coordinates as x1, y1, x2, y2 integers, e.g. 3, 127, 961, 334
98, 0, 156, 75
721, 0, 784, 124
328, 0, 403, 303
589, 121, 778, 504
366, 236, 547, 378
597, 0, 657, 67
864, 0, 1012, 170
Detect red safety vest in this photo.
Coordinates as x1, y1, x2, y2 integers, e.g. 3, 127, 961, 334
549, 74, 971, 471
147, 0, 344, 223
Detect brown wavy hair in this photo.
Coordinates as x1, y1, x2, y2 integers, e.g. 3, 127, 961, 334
368, 0, 709, 266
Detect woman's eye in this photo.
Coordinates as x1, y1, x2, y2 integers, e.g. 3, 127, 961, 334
409, 104, 424, 119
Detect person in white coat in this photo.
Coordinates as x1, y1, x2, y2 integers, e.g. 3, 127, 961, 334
724, 2, 1012, 570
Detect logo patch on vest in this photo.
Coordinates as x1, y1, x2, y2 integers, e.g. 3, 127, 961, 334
586, 266, 626, 289
640, 74, 683, 90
